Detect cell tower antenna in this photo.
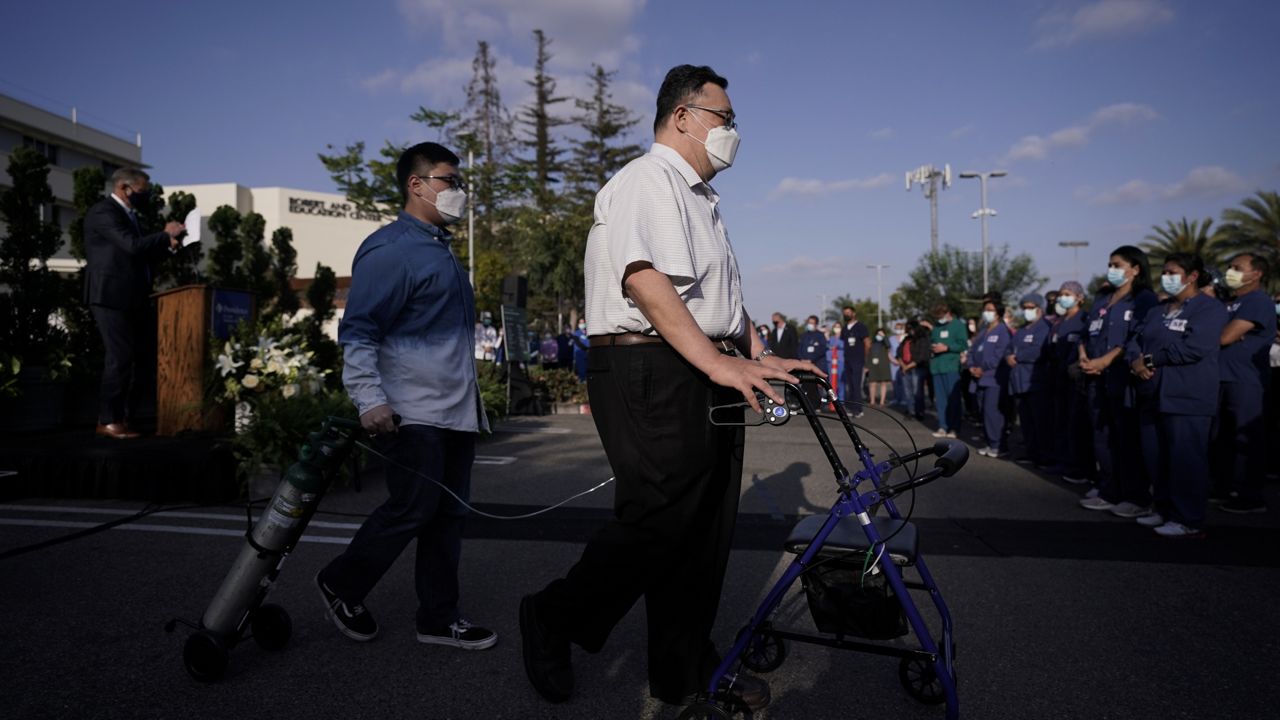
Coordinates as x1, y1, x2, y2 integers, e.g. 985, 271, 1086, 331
905, 164, 951, 252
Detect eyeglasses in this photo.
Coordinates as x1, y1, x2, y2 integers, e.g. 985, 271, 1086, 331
685, 104, 737, 130
419, 174, 468, 191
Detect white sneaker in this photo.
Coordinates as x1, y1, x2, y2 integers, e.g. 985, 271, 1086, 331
1153, 521, 1204, 538
1062, 474, 1089, 485
1136, 512, 1164, 527
931, 429, 948, 438
945, 431, 958, 439
1109, 502, 1150, 519
1084, 487, 1100, 499
977, 447, 991, 457
986, 448, 1005, 459
1079, 496, 1114, 511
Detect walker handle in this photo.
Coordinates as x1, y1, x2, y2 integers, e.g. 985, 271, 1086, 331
932, 439, 969, 477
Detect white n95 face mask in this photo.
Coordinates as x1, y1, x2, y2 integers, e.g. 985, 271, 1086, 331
432, 188, 467, 225
688, 111, 740, 172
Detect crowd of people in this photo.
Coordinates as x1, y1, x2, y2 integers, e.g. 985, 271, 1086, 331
760, 246, 1279, 538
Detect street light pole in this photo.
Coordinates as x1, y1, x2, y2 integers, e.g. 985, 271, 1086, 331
1058, 241, 1089, 281
467, 148, 475, 288
959, 170, 1007, 295
867, 264, 889, 328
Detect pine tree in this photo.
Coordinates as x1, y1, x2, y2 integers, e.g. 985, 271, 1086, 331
565, 63, 644, 202
207, 205, 244, 288
268, 227, 300, 319
518, 29, 569, 210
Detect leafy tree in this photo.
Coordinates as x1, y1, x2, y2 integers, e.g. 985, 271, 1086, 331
890, 244, 1045, 320
518, 29, 569, 210
268, 227, 300, 319
0, 146, 70, 372
240, 211, 274, 299
1141, 217, 1228, 269
300, 262, 341, 388
1219, 190, 1280, 269
207, 205, 244, 288
564, 63, 644, 203
68, 166, 104, 261
154, 190, 201, 288
822, 295, 882, 329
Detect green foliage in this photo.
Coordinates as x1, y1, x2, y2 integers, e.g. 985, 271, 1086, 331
230, 385, 359, 485
1219, 190, 1280, 272
154, 190, 202, 288
528, 364, 585, 404
207, 204, 244, 287
0, 351, 21, 399
268, 227, 300, 319
821, 296, 883, 329
1141, 217, 1228, 270
564, 63, 644, 204
890, 244, 1046, 320
240, 211, 274, 299
475, 359, 508, 429
0, 146, 71, 374
300, 263, 341, 389
68, 165, 104, 261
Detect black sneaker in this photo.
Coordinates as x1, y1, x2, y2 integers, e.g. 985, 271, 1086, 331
519, 595, 573, 703
1219, 498, 1267, 514
316, 573, 378, 641
417, 617, 498, 650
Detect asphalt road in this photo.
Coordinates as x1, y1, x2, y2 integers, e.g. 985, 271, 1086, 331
2, 406, 1277, 719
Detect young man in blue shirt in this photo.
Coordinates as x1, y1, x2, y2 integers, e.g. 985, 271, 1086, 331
315, 142, 497, 651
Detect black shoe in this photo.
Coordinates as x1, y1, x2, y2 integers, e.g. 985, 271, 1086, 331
1219, 498, 1267, 514
418, 618, 498, 650
682, 672, 772, 712
316, 573, 378, 641
519, 595, 573, 703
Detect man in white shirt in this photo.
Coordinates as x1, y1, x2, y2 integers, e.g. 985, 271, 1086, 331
519, 64, 819, 713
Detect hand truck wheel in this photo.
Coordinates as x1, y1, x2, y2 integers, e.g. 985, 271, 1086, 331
898, 656, 950, 705
183, 630, 229, 682
676, 700, 741, 719
250, 603, 293, 651
736, 623, 787, 674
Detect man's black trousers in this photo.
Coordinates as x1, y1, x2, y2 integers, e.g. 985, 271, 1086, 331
91, 304, 148, 425
534, 343, 745, 703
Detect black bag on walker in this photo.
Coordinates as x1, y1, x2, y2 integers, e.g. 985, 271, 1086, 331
800, 561, 908, 640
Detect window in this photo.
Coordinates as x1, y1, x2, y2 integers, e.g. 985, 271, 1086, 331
22, 135, 59, 165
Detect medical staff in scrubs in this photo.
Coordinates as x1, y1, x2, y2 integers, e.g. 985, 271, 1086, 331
1046, 281, 1093, 483
1007, 293, 1053, 465
1078, 246, 1159, 514
1129, 253, 1228, 537
968, 299, 1012, 457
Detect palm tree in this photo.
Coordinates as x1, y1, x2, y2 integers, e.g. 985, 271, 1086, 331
1141, 217, 1230, 269
1218, 190, 1280, 266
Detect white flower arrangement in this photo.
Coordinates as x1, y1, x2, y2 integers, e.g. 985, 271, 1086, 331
214, 333, 327, 406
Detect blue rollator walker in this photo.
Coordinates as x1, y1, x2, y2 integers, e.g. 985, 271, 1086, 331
681, 373, 968, 719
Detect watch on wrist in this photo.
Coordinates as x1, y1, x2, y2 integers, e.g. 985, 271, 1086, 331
1143, 353, 1155, 370
755, 348, 774, 362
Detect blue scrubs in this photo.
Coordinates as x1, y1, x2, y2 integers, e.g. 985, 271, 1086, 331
1009, 317, 1052, 463
1212, 290, 1277, 503
968, 323, 1012, 451
798, 329, 830, 409
841, 321, 869, 407
1083, 288, 1158, 503
1131, 294, 1228, 526
1048, 310, 1092, 477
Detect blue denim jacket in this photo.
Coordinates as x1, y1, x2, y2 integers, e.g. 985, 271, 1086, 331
339, 212, 488, 433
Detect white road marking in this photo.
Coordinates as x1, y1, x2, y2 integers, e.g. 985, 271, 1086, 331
0, 518, 353, 544
474, 456, 517, 465
494, 425, 571, 435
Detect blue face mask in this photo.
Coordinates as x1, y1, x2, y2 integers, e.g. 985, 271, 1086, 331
1056, 295, 1077, 310
1161, 273, 1187, 296
1106, 267, 1129, 287
1274, 302, 1279, 316
806, 323, 816, 332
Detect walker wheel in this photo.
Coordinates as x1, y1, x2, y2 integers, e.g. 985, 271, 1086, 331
251, 603, 293, 651
898, 657, 949, 705
183, 631, 229, 682
736, 624, 787, 673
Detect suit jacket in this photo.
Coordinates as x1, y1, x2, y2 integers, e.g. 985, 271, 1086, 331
771, 324, 799, 359
83, 197, 171, 310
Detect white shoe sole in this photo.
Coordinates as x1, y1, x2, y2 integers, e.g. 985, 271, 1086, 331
417, 631, 498, 650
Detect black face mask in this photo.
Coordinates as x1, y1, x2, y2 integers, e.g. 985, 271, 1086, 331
127, 188, 150, 211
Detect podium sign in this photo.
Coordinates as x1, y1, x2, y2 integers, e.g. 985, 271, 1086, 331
211, 289, 253, 339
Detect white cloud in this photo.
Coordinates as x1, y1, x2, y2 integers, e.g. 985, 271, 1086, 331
869, 127, 894, 140
1164, 165, 1246, 199
759, 255, 856, 279
1002, 102, 1158, 164
1086, 165, 1246, 205
768, 174, 894, 201
1035, 0, 1175, 49
396, 0, 647, 69
361, 69, 398, 94
949, 125, 973, 139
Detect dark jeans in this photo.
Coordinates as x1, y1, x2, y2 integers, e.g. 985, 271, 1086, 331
320, 424, 474, 630
535, 344, 745, 704
1014, 389, 1052, 463
843, 358, 865, 408
1212, 382, 1267, 503
91, 304, 147, 424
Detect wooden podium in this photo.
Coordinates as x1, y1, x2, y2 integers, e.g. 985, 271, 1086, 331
153, 285, 254, 436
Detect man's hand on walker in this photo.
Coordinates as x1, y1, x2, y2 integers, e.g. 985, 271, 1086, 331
708, 354, 804, 414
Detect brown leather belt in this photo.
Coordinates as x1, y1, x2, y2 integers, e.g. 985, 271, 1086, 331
590, 332, 737, 353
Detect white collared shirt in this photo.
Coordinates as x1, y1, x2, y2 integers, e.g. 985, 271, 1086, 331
584, 142, 745, 338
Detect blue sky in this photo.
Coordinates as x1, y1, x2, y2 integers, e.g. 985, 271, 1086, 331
3, 0, 1277, 322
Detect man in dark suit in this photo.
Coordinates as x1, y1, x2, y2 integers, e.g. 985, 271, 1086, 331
83, 167, 184, 439
770, 312, 798, 359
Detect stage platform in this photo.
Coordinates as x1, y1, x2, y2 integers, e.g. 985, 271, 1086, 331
0, 427, 240, 503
